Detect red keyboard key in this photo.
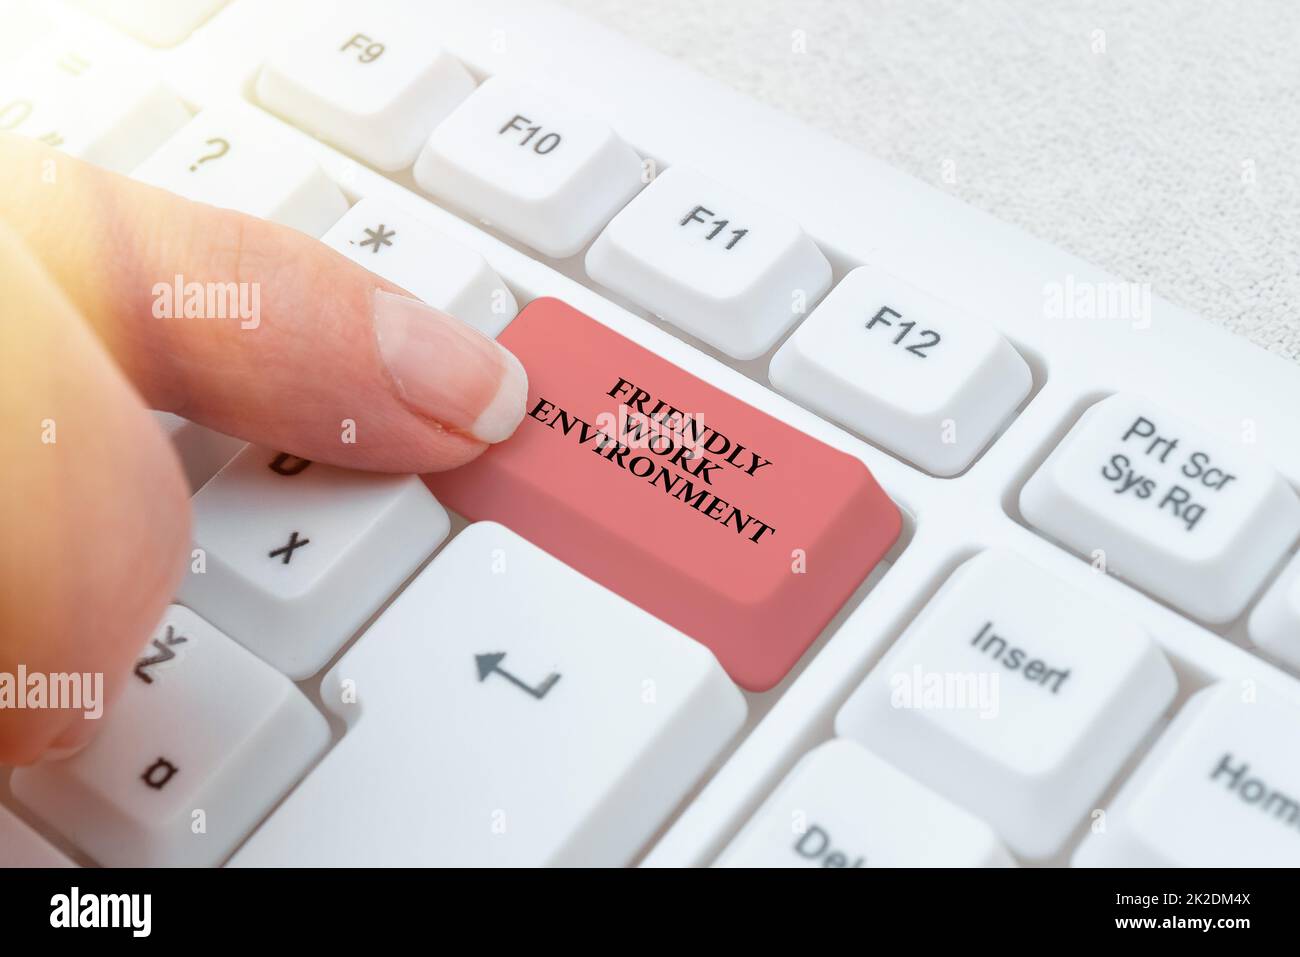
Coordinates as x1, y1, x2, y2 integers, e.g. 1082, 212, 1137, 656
426, 298, 901, 690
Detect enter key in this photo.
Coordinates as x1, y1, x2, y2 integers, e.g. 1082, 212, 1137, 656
426, 298, 902, 691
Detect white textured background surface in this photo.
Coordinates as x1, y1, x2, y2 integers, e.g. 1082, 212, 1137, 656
560, 0, 1300, 362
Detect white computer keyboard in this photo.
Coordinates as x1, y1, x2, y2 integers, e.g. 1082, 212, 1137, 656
3, 0, 1300, 868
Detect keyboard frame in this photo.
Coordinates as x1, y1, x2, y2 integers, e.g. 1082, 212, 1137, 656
21, 0, 1300, 868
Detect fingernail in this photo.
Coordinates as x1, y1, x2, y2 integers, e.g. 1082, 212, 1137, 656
372, 291, 528, 443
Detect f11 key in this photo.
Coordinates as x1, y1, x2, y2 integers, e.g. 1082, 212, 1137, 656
426, 298, 902, 691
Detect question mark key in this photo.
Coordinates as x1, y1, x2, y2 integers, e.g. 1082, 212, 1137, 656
132, 100, 348, 235
189, 137, 231, 171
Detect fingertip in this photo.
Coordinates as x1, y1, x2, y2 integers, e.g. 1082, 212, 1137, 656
0, 220, 193, 766
371, 291, 529, 446
469, 344, 529, 444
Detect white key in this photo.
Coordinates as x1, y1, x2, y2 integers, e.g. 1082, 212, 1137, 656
1020, 393, 1300, 623
1248, 551, 1300, 671
153, 412, 245, 492
586, 166, 832, 359
132, 100, 347, 236
0, 48, 86, 147
0, 2, 54, 68
321, 197, 518, 337
0, 47, 189, 172
78, 0, 228, 47
716, 740, 1013, 868
0, 804, 74, 867
257, 6, 474, 172
414, 75, 644, 258
1073, 683, 1300, 867
11, 605, 329, 867
176, 445, 449, 679
770, 266, 1031, 475
835, 548, 1176, 860
230, 522, 746, 867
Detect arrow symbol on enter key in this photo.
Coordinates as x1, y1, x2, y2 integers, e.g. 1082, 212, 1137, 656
475, 652, 561, 700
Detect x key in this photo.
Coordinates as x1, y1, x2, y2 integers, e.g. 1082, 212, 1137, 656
269, 531, 310, 564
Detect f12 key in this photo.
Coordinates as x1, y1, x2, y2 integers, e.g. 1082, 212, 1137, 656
426, 299, 901, 690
